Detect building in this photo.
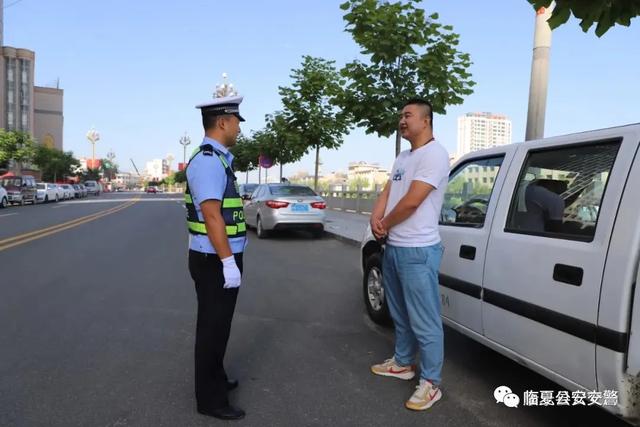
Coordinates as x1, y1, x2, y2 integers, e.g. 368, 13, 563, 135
113, 172, 142, 189
145, 159, 169, 181
457, 112, 512, 158
347, 161, 389, 190
0, 0, 64, 174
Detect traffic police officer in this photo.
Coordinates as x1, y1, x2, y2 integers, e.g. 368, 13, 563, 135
185, 94, 247, 420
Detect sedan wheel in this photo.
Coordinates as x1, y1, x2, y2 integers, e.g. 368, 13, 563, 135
0, 197, 7, 208
256, 216, 268, 239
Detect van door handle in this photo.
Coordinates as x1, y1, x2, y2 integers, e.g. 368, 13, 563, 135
553, 264, 583, 286
459, 245, 476, 260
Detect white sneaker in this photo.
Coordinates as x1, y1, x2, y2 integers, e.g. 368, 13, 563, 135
370, 357, 416, 380
405, 379, 442, 411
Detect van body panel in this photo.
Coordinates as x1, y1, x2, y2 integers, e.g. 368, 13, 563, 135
439, 146, 517, 334
482, 129, 633, 391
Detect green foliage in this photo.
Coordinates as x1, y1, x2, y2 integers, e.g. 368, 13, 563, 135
257, 112, 307, 166
347, 176, 371, 191
32, 145, 80, 182
0, 130, 37, 167
279, 56, 352, 189
230, 134, 261, 173
173, 170, 187, 183
337, 0, 475, 147
528, 0, 640, 37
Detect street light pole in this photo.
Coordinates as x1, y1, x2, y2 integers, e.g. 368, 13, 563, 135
525, 4, 554, 141
86, 128, 100, 171
179, 132, 191, 167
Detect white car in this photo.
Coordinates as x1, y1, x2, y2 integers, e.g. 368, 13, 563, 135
0, 186, 7, 208
36, 183, 60, 203
52, 184, 66, 201
59, 184, 75, 200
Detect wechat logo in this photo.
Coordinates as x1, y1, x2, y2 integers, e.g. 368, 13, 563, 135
494, 385, 520, 408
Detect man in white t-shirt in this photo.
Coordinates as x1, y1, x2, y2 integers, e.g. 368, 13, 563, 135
369, 99, 450, 411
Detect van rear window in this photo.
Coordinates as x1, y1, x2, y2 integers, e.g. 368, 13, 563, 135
505, 141, 621, 242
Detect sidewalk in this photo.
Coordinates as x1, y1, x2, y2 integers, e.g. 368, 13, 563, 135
324, 208, 369, 246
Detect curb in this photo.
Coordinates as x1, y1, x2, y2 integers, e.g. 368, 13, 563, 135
323, 229, 360, 247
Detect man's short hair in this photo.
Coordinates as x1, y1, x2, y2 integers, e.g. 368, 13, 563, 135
202, 113, 231, 131
403, 98, 433, 129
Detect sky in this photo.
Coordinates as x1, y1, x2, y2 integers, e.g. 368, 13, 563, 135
5, 0, 640, 182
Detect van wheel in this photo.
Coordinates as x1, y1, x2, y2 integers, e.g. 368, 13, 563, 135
0, 197, 7, 208
55, 195, 59, 202
20, 198, 25, 206
45, 196, 49, 203
363, 252, 392, 326
256, 216, 269, 239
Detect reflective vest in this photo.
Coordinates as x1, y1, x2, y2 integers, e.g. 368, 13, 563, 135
184, 144, 246, 238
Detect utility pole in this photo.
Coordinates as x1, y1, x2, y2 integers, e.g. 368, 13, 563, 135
525, 4, 554, 141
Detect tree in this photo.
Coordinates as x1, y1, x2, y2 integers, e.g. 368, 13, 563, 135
100, 158, 118, 181
257, 112, 307, 181
279, 56, 352, 191
0, 130, 37, 169
32, 145, 80, 182
338, 0, 475, 156
528, 0, 640, 37
79, 168, 101, 182
173, 170, 187, 184
230, 133, 262, 184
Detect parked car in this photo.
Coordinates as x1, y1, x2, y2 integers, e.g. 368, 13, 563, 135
360, 123, 640, 423
36, 183, 60, 203
244, 184, 326, 238
0, 175, 37, 205
59, 184, 75, 200
72, 184, 86, 199
84, 180, 101, 196
52, 184, 66, 201
77, 184, 88, 198
146, 186, 157, 194
239, 183, 258, 201
0, 185, 8, 208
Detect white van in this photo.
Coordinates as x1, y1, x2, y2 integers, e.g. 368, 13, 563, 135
361, 123, 640, 424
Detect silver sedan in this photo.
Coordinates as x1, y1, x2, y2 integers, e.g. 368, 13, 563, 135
244, 184, 326, 238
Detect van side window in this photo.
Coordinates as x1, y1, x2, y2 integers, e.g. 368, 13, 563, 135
440, 156, 504, 227
505, 140, 621, 241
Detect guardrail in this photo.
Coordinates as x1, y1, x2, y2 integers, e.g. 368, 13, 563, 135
319, 190, 381, 214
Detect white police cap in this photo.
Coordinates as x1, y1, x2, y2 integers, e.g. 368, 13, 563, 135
195, 95, 245, 122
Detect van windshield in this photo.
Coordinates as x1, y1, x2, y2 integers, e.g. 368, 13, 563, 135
37, 183, 45, 189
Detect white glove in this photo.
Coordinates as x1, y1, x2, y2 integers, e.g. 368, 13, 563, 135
221, 256, 241, 289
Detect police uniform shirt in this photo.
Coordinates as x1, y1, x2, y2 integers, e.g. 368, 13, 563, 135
187, 137, 247, 254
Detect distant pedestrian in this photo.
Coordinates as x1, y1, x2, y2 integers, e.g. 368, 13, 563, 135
369, 98, 450, 411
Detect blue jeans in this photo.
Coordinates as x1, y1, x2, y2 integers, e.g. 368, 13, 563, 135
382, 243, 444, 385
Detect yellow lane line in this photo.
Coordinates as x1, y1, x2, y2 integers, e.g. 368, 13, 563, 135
0, 197, 140, 252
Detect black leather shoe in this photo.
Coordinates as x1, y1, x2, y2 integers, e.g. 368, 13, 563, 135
198, 405, 245, 420
226, 379, 239, 391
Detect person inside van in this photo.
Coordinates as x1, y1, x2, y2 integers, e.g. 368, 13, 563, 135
524, 179, 567, 233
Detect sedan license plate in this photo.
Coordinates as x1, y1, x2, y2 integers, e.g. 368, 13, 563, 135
291, 203, 309, 212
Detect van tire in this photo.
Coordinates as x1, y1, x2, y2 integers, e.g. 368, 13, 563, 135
363, 252, 392, 326
0, 196, 7, 208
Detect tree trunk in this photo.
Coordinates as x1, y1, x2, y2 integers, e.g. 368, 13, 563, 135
314, 145, 320, 192
245, 170, 249, 184
265, 167, 268, 183
258, 165, 262, 184
395, 128, 402, 157
279, 162, 283, 182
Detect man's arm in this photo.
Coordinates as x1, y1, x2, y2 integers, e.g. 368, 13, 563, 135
200, 200, 233, 259
370, 181, 391, 238
381, 180, 435, 230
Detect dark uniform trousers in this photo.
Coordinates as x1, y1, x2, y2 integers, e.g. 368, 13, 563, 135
188, 249, 243, 410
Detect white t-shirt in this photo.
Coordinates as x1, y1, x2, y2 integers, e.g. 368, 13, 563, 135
384, 140, 450, 247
